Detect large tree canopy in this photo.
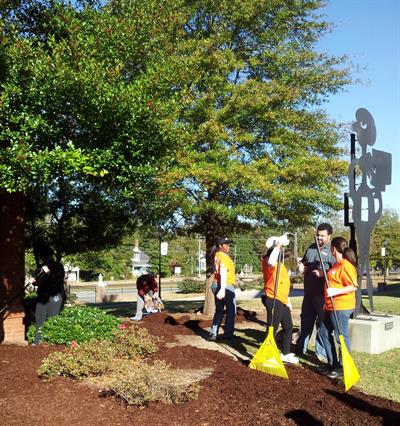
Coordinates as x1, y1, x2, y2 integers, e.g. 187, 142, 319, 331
1, 0, 354, 267
0, 0, 186, 256
156, 0, 352, 253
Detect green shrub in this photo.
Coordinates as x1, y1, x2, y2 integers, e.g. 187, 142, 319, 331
237, 277, 263, 291
178, 279, 204, 294
37, 325, 159, 380
28, 306, 120, 344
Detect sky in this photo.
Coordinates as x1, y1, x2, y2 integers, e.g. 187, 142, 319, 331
318, 0, 400, 213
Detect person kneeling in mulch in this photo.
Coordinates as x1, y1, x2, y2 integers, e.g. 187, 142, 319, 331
130, 274, 161, 321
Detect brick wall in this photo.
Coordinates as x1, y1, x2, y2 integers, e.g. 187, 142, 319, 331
0, 191, 26, 345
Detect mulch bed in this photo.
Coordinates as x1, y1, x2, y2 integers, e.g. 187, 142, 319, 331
1, 311, 399, 425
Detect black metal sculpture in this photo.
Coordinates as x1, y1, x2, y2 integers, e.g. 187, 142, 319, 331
346, 108, 392, 315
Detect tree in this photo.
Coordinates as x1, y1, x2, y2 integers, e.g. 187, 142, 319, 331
154, 0, 353, 313
0, 0, 187, 339
0, 0, 186, 260
370, 209, 400, 272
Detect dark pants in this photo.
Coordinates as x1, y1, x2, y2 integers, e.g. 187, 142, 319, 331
296, 294, 326, 358
262, 296, 293, 355
34, 294, 63, 344
210, 283, 236, 338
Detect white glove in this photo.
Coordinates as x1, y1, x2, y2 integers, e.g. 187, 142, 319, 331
266, 234, 290, 248
327, 287, 343, 297
216, 288, 226, 300
287, 298, 292, 311
277, 234, 290, 246
266, 236, 279, 248
42, 265, 50, 274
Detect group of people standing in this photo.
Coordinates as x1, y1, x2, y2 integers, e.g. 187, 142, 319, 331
208, 224, 358, 379
31, 227, 358, 381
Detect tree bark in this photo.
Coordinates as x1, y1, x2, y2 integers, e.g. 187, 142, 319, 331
202, 223, 217, 317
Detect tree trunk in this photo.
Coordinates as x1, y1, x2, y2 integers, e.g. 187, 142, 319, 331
203, 273, 215, 317
0, 191, 26, 344
202, 225, 217, 317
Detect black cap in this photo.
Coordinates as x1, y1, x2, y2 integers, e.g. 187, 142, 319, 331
216, 237, 234, 245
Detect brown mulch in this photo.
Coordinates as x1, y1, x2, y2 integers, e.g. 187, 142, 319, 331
1, 311, 399, 426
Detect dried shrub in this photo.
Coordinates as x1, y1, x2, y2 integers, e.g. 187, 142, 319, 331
37, 323, 206, 407
90, 360, 208, 406
38, 325, 159, 380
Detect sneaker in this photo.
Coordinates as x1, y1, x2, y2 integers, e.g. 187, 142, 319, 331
280, 352, 299, 364
327, 368, 343, 379
130, 316, 142, 321
316, 365, 331, 375
316, 353, 328, 363
207, 334, 218, 342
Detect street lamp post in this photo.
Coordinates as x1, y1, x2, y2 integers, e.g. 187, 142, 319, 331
381, 239, 387, 285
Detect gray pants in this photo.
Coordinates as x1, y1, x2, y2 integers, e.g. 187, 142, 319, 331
135, 295, 146, 319
34, 294, 63, 344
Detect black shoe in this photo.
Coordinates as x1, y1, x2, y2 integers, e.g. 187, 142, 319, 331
207, 334, 218, 342
316, 365, 331, 375
327, 368, 343, 379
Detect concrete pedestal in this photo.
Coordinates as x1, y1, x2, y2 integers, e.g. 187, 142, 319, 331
349, 314, 400, 354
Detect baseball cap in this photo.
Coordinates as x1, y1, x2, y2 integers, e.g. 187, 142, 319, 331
216, 237, 234, 245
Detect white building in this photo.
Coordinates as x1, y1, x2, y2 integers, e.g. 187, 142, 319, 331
131, 240, 150, 277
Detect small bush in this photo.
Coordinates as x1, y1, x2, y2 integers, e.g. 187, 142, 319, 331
237, 277, 263, 291
28, 306, 120, 344
178, 279, 204, 294
38, 325, 159, 380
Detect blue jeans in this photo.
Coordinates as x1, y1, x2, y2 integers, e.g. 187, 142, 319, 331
210, 283, 236, 338
319, 309, 353, 368
296, 294, 326, 358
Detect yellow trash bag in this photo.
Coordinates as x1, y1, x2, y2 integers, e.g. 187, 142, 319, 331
249, 326, 288, 379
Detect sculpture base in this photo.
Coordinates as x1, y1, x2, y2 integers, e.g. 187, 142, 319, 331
349, 314, 400, 354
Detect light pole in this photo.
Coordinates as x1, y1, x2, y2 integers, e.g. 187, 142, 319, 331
381, 239, 387, 285
197, 236, 202, 278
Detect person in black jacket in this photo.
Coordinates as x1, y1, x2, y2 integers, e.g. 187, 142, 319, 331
31, 245, 65, 345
